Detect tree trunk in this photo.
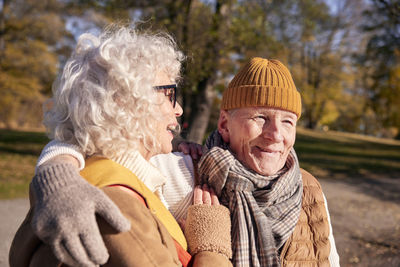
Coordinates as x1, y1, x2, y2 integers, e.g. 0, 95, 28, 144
186, 79, 216, 143
184, 0, 230, 143
0, 0, 9, 65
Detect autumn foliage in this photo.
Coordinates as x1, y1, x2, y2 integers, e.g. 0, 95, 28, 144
0, 0, 399, 139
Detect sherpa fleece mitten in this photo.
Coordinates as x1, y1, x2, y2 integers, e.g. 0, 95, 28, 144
185, 204, 232, 259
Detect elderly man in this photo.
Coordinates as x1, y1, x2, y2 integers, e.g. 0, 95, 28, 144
24, 57, 339, 266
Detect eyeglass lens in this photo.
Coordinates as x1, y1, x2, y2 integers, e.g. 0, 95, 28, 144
153, 84, 177, 108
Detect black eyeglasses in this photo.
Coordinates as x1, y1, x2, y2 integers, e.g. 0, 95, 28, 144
153, 84, 177, 108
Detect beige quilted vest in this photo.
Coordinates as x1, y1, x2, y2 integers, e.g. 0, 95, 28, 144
280, 169, 331, 267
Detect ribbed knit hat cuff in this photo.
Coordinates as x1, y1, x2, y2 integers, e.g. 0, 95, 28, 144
221, 85, 302, 118
32, 162, 81, 200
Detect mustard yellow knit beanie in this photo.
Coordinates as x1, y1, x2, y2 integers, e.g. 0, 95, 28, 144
221, 57, 302, 118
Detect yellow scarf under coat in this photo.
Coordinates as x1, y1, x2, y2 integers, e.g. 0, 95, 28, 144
80, 156, 188, 250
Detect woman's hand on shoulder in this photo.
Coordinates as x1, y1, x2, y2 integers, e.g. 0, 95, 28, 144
185, 185, 232, 261
193, 184, 219, 205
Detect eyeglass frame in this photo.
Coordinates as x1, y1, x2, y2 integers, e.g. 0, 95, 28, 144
153, 84, 177, 108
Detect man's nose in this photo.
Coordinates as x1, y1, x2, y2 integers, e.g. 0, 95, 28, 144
262, 119, 283, 142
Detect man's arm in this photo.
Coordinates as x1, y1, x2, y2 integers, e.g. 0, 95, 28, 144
31, 142, 130, 266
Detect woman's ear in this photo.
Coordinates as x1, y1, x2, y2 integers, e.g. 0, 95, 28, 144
217, 110, 230, 143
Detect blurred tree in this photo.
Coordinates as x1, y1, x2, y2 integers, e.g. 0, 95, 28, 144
206, 0, 366, 132
67, 0, 238, 143
62, 0, 370, 137
267, 0, 364, 130
3, 0, 396, 140
168, 0, 234, 143
0, 0, 71, 128
360, 0, 400, 138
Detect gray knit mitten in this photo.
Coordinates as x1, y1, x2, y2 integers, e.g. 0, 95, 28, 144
185, 204, 232, 259
31, 162, 131, 267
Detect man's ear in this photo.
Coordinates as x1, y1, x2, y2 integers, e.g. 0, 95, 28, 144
217, 110, 230, 143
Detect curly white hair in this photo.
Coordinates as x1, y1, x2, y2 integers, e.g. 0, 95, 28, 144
44, 24, 184, 159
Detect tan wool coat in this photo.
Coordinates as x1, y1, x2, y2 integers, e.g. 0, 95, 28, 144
9, 158, 232, 267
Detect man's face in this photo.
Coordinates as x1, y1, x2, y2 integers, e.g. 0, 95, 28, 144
218, 107, 297, 176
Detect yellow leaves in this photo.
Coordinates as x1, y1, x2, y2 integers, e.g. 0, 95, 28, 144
0, 72, 42, 98
0, 72, 45, 128
3, 40, 58, 90
388, 60, 400, 91
319, 100, 339, 126
28, 14, 66, 45
0, 0, 64, 128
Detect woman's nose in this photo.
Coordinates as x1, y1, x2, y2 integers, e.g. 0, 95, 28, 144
174, 102, 183, 117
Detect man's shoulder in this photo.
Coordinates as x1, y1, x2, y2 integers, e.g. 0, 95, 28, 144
151, 152, 195, 182
300, 168, 321, 188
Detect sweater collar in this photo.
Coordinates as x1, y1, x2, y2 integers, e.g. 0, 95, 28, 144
110, 150, 167, 193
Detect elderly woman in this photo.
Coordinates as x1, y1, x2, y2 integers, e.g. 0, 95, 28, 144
9, 25, 232, 267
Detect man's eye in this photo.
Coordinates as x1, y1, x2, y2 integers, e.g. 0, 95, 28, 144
253, 116, 266, 121
283, 119, 294, 126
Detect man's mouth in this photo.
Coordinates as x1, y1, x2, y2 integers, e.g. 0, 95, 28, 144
255, 146, 281, 154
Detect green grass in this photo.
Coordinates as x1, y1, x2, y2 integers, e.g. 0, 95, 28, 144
1, 128, 400, 199
0, 129, 49, 199
295, 127, 400, 179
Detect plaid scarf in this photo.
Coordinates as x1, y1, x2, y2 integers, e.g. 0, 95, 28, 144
199, 130, 303, 267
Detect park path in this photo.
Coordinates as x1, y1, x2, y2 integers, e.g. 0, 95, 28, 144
1, 177, 399, 267
0, 198, 29, 267
319, 177, 400, 267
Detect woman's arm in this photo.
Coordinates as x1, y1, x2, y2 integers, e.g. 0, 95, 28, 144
31, 141, 130, 266
187, 185, 232, 267
36, 140, 86, 172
